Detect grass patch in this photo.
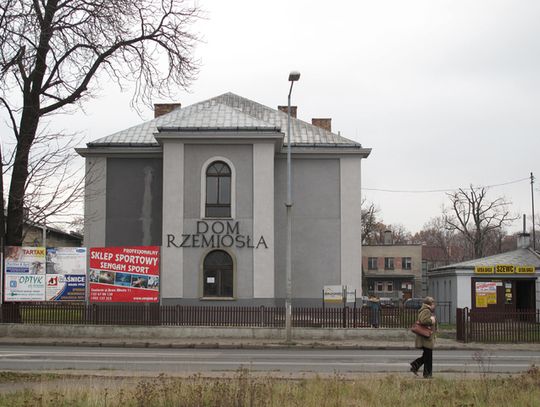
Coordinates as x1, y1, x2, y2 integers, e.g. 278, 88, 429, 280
0, 368, 539, 407
21, 308, 84, 324
0, 371, 60, 384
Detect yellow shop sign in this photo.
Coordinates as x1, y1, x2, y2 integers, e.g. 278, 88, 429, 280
495, 265, 515, 274
475, 266, 494, 274
474, 264, 536, 274
516, 266, 535, 274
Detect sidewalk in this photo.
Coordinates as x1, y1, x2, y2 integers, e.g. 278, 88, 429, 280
1, 333, 539, 352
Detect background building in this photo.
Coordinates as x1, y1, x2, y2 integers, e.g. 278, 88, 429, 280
362, 242, 422, 300
22, 222, 83, 248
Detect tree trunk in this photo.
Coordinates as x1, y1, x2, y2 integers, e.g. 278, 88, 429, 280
0, 140, 5, 252
6, 110, 40, 246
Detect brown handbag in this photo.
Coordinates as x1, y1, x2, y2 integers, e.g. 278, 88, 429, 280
411, 321, 432, 338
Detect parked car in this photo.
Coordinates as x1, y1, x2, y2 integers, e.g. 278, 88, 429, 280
379, 297, 396, 308
404, 298, 424, 310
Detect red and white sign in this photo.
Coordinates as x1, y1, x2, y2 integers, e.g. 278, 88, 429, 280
89, 246, 160, 303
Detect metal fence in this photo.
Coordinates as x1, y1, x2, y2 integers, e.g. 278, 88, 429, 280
0, 302, 433, 329
457, 307, 540, 343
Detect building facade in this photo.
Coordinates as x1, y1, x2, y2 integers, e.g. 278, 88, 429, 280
77, 93, 371, 305
362, 244, 423, 299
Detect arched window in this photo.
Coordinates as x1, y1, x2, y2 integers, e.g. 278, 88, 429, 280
205, 161, 231, 217
203, 250, 234, 298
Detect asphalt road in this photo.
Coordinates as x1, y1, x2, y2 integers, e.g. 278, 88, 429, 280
0, 346, 538, 375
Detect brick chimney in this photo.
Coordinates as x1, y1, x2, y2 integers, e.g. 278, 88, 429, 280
154, 103, 181, 118
277, 105, 297, 118
517, 233, 531, 249
384, 230, 393, 245
311, 118, 332, 132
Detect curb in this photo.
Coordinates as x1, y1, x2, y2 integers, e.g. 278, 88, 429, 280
0, 339, 485, 351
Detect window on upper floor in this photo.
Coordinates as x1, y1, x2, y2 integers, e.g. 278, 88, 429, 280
205, 161, 231, 218
384, 257, 394, 270
368, 257, 378, 270
402, 257, 412, 270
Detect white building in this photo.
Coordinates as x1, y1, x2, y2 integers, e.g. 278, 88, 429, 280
428, 233, 540, 322
77, 92, 371, 305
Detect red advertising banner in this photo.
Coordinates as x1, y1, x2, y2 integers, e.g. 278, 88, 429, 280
89, 246, 160, 303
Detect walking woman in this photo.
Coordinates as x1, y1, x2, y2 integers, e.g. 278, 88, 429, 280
410, 296, 436, 378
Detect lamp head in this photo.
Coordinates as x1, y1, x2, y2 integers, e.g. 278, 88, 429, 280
288, 71, 301, 82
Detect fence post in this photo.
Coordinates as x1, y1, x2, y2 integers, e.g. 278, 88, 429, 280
260, 305, 265, 327
464, 307, 470, 343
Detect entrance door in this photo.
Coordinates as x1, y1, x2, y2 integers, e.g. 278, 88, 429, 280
515, 279, 535, 310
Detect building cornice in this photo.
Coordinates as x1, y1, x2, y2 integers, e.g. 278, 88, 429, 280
76, 146, 163, 158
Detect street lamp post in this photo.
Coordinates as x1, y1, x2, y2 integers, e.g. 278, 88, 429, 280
285, 70, 300, 343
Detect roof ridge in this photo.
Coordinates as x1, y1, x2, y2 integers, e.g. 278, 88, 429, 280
86, 92, 365, 148
213, 92, 360, 146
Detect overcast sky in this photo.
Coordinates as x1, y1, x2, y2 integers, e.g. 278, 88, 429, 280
4, 0, 539, 233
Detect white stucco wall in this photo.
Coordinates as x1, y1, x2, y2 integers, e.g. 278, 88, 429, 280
161, 142, 184, 299
252, 143, 275, 298
456, 274, 472, 309
340, 157, 362, 296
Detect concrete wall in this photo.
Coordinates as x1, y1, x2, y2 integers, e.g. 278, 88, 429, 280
274, 157, 341, 304
83, 146, 363, 307
0, 324, 414, 341
106, 158, 163, 246
84, 157, 107, 248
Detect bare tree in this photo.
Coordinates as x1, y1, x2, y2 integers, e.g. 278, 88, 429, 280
413, 216, 456, 261
68, 216, 84, 235
365, 221, 411, 245
444, 185, 518, 259
388, 223, 412, 244
361, 198, 380, 244
0, 0, 200, 245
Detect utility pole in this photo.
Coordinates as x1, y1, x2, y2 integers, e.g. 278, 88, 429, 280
532, 172, 536, 251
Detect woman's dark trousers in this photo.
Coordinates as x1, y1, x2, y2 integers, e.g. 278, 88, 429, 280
411, 347, 432, 377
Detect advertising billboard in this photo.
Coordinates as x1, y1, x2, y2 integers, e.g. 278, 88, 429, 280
323, 285, 344, 303
4, 274, 46, 301
5, 246, 46, 275
46, 247, 87, 301
89, 246, 160, 302
475, 281, 497, 308
4, 247, 46, 301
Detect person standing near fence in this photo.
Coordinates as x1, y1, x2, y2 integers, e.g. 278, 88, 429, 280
410, 296, 436, 378
368, 295, 381, 328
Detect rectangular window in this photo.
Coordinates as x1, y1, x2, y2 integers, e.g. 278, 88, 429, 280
384, 257, 394, 270
376, 281, 394, 292
368, 257, 378, 270
402, 257, 412, 270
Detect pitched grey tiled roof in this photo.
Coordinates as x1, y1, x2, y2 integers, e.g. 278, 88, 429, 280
434, 248, 540, 270
88, 92, 361, 148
